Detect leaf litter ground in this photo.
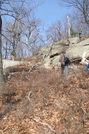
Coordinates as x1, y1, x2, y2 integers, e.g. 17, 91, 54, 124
0, 63, 89, 134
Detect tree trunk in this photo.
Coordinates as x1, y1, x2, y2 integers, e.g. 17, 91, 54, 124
5, 41, 8, 59
0, 16, 5, 90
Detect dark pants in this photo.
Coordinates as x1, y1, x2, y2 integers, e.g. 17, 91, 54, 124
61, 64, 68, 77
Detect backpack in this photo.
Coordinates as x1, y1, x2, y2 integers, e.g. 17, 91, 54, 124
64, 55, 70, 65
86, 63, 89, 71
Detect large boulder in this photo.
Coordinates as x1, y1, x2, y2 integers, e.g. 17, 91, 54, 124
37, 35, 89, 67
68, 37, 79, 47
37, 39, 69, 62
67, 38, 89, 61
36, 39, 69, 67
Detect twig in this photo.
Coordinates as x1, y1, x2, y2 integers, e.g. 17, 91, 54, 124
33, 118, 56, 133
26, 76, 31, 81
28, 91, 32, 101
81, 107, 87, 115
28, 62, 41, 72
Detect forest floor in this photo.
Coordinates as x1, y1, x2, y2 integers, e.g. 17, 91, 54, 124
0, 57, 89, 134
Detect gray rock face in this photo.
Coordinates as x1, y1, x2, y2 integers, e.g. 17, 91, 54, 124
67, 38, 89, 61
37, 35, 89, 66
3, 59, 28, 69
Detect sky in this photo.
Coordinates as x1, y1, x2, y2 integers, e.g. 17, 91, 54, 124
35, 0, 73, 28
2, 0, 73, 30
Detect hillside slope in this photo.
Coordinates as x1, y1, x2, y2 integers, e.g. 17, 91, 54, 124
0, 62, 89, 134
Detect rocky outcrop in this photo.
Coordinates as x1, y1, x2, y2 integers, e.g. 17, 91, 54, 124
37, 41, 68, 59
37, 39, 69, 66
37, 35, 89, 67
67, 38, 89, 61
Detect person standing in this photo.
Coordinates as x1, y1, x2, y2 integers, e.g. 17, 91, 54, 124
10, 50, 15, 60
59, 51, 70, 77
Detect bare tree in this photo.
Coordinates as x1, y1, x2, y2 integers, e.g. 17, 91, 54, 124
3, 16, 44, 59
0, 15, 5, 89
67, 15, 71, 38
59, 0, 89, 26
0, 0, 46, 89
46, 20, 63, 44
70, 11, 89, 35
24, 17, 41, 55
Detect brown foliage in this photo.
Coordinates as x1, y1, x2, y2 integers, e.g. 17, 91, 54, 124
0, 64, 89, 134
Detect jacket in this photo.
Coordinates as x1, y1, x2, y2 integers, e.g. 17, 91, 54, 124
59, 53, 69, 65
